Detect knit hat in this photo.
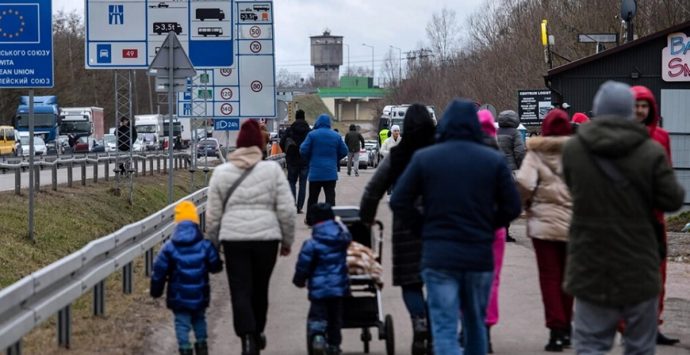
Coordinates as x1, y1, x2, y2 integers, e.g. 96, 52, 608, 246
295, 109, 305, 120
391, 125, 401, 132
477, 109, 497, 138
592, 81, 635, 120
541, 109, 572, 137
308, 203, 335, 226
236, 120, 264, 148
175, 200, 200, 224
571, 112, 590, 124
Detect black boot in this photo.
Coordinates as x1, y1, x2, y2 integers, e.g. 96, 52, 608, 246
179, 348, 193, 355
411, 317, 428, 355
241, 334, 258, 355
562, 327, 572, 348
487, 326, 494, 354
258, 333, 267, 350
545, 329, 564, 352
657, 331, 680, 346
194, 341, 208, 355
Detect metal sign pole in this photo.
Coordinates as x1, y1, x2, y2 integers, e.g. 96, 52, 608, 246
167, 37, 175, 205
128, 70, 134, 205
28, 90, 35, 242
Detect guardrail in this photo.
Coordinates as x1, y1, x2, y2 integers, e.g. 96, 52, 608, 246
0, 152, 193, 195
0, 154, 286, 354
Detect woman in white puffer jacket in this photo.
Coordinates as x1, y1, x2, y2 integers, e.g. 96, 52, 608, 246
205, 119, 296, 354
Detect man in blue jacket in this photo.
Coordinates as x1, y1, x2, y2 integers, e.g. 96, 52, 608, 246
300, 114, 348, 223
390, 99, 522, 355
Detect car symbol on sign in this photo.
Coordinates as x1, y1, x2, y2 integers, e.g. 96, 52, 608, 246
99, 49, 109, 58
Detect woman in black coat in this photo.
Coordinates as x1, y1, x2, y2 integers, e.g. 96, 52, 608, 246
359, 104, 436, 355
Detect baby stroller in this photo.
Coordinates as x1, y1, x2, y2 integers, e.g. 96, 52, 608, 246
331, 206, 395, 354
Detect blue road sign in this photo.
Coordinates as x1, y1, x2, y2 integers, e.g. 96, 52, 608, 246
96, 44, 111, 63
108, 4, 124, 25
214, 118, 240, 131
0, 0, 53, 88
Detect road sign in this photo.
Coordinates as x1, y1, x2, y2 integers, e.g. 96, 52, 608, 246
85, 0, 233, 69
176, 1, 276, 120
518, 89, 552, 126
214, 118, 240, 131
577, 33, 619, 43
0, 0, 54, 88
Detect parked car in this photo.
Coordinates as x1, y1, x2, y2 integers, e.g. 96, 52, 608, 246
197, 138, 220, 158
364, 140, 380, 167
103, 134, 117, 152
340, 148, 369, 169
17, 133, 47, 156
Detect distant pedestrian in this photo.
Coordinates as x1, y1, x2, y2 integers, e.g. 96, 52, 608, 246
300, 114, 348, 223
379, 124, 390, 146
380, 125, 402, 158
360, 103, 436, 354
571, 112, 590, 133
293, 203, 352, 355
477, 109, 506, 354
631, 85, 678, 346
116, 116, 137, 152
497, 110, 525, 243
205, 120, 296, 355
344, 124, 365, 176
515, 109, 574, 352
391, 99, 522, 355
562, 81, 684, 355
151, 201, 223, 355
259, 122, 271, 159
280, 109, 311, 214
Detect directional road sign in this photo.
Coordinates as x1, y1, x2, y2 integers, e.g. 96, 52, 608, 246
85, 0, 233, 69
214, 118, 240, 131
0, 0, 54, 88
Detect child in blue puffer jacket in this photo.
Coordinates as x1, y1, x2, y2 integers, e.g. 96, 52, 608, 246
293, 203, 352, 355
151, 201, 223, 355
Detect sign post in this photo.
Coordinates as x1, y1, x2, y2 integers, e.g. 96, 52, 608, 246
0, 0, 54, 241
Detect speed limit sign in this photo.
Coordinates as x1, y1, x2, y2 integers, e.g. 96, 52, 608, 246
249, 26, 262, 38
250, 41, 262, 53
220, 88, 233, 100
251, 80, 263, 92
220, 103, 233, 115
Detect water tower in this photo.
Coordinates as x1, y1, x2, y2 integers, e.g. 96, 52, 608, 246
310, 30, 343, 87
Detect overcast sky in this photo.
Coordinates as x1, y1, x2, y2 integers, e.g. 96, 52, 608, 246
55, 0, 485, 79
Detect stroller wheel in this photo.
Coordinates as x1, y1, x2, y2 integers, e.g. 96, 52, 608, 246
361, 328, 372, 353
384, 315, 395, 355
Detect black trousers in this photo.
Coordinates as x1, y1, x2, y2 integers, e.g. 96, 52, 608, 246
307, 180, 336, 218
308, 298, 344, 346
222, 240, 279, 337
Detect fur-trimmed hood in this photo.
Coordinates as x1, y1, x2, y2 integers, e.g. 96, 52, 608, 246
526, 136, 570, 173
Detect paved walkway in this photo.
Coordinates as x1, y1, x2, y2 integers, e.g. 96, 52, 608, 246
145, 167, 690, 354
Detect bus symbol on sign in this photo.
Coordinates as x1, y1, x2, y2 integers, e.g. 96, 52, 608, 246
249, 26, 261, 38
122, 49, 138, 58
220, 103, 233, 115
220, 88, 233, 100
220, 68, 233, 77
251, 80, 263, 92
250, 41, 262, 53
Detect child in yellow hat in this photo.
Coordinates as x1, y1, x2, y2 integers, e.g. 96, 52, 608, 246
151, 200, 222, 355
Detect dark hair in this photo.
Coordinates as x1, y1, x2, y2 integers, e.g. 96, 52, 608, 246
307, 203, 335, 226
388, 104, 436, 184
295, 109, 305, 120
349, 124, 356, 131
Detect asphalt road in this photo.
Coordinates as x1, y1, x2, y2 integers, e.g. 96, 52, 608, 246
144, 166, 690, 355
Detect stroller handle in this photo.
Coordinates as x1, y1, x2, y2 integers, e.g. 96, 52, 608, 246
374, 220, 384, 262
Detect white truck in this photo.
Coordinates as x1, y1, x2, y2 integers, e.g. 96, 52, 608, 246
380, 105, 438, 134
59, 107, 105, 152
134, 114, 164, 150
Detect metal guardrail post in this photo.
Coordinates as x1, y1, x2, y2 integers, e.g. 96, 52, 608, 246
145, 249, 154, 277
52, 164, 57, 191
14, 168, 20, 195
133, 159, 139, 177
93, 162, 98, 184
149, 157, 154, 176
122, 262, 133, 295
57, 305, 71, 349
6, 341, 21, 355
141, 158, 146, 176
67, 163, 73, 188
34, 166, 40, 192
157, 156, 161, 174
93, 281, 105, 317
81, 161, 86, 186
163, 157, 168, 174
105, 160, 110, 182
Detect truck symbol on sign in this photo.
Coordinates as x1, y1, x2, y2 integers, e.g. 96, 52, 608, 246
198, 27, 223, 37
153, 22, 182, 35
240, 11, 258, 21
196, 8, 225, 21
253, 5, 270, 11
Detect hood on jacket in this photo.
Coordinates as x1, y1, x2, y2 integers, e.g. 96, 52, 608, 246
631, 85, 660, 130
228, 146, 262, 169
477, 109, 497, 137
593, 81, 634, 120
314, 114, 332, 129
526, 136, 569, 172
578, 116, 650, 158
437, 99, 483, 143
172, 221, 203, 246
498, 110, 520, 128
312, 220, 352, 247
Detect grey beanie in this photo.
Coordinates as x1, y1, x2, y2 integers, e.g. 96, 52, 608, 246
592, 81, 635, 120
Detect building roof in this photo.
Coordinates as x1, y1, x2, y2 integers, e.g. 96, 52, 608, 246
317, 87, 387, 99
547, 20, 690, 77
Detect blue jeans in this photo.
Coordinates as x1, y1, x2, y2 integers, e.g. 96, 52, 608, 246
402, 283, 427, 319
308, 298, 344, 347
287, 165, 309, 211
422, 268, 493, 355
174, 310, 208, 349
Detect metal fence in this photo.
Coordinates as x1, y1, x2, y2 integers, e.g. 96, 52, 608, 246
0, 154, 285, 354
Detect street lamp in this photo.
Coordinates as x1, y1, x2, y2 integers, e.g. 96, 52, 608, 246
390, 45, 402, 84
343, 43, 351, 76
362, 43, 375, 83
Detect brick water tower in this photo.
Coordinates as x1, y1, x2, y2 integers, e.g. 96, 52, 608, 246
310, 30, 343, 87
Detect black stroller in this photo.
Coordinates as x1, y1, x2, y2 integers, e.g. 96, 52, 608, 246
334, 206, 395, 355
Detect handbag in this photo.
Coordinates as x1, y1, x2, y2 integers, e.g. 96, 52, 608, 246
221, 164, 256, 213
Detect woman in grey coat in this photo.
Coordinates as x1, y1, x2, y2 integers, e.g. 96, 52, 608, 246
360, 104, 436, 355
497, 110, 526, 242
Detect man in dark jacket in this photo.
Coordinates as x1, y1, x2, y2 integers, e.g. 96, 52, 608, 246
344, 124, 365, 177
562, 81, 684, 355
300, 114, 349, 223
116, 116, 137, 152
390, 99, 522, 355
280, 109, 311, 214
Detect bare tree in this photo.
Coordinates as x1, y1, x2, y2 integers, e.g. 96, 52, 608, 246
426, 7, 461, 63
